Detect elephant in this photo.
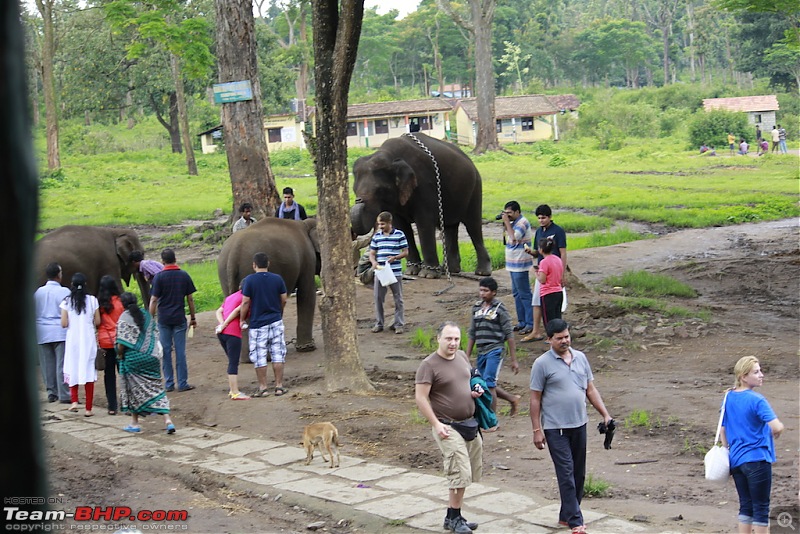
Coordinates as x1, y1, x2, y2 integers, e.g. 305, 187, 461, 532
217, 217, 320, 353
350, 133, 492, 279
34, 225, 151, 303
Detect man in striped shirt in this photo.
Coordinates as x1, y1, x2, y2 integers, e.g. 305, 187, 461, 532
369, 211, 409, 334
500, 201, 534, 335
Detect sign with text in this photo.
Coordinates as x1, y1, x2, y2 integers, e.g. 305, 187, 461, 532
213, 81, 253, 104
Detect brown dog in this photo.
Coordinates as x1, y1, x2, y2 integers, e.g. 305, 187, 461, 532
302, 422, 340, 468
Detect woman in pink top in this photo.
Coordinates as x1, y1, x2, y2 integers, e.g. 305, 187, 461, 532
215, 284, 249, 400
535, 237, 564, 327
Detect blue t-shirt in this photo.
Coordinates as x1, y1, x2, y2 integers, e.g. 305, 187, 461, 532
721, 389, 777, 468
241, 272, 287, 329
151, 266, 196, 325
533, 222, 567, 265
370, 228, 408, 277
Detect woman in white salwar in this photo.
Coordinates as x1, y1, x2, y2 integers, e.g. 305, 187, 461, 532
60, 272, 100, 417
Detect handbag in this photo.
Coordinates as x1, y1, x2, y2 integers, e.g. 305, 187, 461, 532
704, 391, 730, 483
95, 348, 107, 371
441, 417, 479, 441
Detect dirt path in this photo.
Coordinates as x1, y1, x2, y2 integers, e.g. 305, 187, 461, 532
44, 218, 800, 533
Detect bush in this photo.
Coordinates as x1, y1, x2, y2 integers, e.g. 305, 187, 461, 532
577, 101, 660, 146
270, 148, 304, 167
687, 109, 749, 150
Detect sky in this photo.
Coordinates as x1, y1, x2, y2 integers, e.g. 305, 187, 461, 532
367, 0, 419, 19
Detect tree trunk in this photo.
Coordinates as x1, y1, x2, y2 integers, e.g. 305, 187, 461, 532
311, 0, 374, 394
470, 0, 498, 154
215, 0, 278, 220
171, 53, 197, 176
36, 0, 60, 170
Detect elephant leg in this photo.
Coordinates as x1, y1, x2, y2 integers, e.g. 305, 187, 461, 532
397, 221, 422, 275
294, 275, 317, 352
442, 225, 462, 274
464, 216, 492, 276
416, 225, 442, 279
240, 334, 250, 364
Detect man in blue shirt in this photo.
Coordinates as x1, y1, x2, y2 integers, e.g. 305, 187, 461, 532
240, 252, 288, 397
369, 211, 408, 334
34, 262, 71, 403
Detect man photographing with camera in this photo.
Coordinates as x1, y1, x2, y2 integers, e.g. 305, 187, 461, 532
500, 201, 534, 335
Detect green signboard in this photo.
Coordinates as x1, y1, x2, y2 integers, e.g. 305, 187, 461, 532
213, 81, 253, 104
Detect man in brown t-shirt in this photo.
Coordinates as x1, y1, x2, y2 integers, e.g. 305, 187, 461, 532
416, 322, 484, 534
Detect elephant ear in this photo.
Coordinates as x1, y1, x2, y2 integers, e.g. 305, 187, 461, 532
304, 218, 322, 275
393, 159, 417, 206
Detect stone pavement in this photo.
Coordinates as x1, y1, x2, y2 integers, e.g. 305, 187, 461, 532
42, 406, 676, 534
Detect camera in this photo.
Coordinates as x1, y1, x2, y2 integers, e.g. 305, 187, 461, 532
495, 213, 504, 220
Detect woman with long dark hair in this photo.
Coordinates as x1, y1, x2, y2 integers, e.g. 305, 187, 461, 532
116, 292, 176, 434
60, 272, 100, 416
97, 275, 124, 415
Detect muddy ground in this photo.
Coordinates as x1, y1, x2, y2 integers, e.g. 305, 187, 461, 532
43, 218, 799, 533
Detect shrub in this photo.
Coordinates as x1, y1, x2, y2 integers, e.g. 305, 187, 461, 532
605, 270, 697, 298
583, 474, 611, 497
270, 148, 304, 167
688, 109, 749, 149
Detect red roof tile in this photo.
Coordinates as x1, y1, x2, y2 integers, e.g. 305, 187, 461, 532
702, 95, 779, 113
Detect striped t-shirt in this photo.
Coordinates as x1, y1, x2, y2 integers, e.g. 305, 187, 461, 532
505, 216, 533, 272
370, 228, 408, 276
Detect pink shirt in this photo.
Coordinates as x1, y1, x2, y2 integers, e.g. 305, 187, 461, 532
539, 254, 563, 297
220, 291, 243, 338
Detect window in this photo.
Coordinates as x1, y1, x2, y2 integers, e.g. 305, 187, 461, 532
753, 114, 762, 124
521, 117, 534, 131
496, 119, 503, 133
346, 122, 357, 136
267, 128, 282, 143
375, 119, 389, 134
411, 116, 432, 131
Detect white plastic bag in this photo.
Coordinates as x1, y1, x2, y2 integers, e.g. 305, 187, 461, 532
704, 391, 730, 483
704, 445, 730, 483
561, 288, 568, 312
374, 261, 398, 287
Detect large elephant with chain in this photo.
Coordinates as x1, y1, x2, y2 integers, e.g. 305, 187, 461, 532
350, 133, 492, 278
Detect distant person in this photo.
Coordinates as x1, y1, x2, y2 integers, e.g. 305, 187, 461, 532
755, 124, 761, 142
128, 251, 163, 292
60, 272, 101, 417
97, 275, 124, 415
34, 262, 71, 404
777, 124, 787, 154
232, 202, 257, 233
500, 201, 533, 335
275, 187, 307, 220
703, 145, 717, 157
757, 138, 769, 156
149, 248, 197, 393
466, 277, 520, 419
215, 281, 249, 400
770, 126, 779, 153
416, 322, 485, 534
524, 204, 567, 342
728, 133, 737, 155
700, 143, 709, 154
738, 138, 749, 155
116, 292, 176, 434
530, 319, 613, 534
720, 356, 784, 534
240, 252, 289, 397
369, 211, 408, 334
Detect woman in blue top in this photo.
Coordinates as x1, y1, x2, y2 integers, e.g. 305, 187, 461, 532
720, 356, 784, 534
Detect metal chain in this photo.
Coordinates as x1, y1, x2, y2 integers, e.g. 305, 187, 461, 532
402, 133, 455, 295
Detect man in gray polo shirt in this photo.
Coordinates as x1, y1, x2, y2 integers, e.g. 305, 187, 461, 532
529, 319, 613, 534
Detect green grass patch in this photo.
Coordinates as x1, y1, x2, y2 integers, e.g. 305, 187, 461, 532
624, 409, 662, 429
605, 270, 697, 298
611, 297, 711, 320
410, 327, 467, 352
183, 261, 223, 313
409, 408, 428, 426
569, 228, 651, 250
583, 474, 611, 497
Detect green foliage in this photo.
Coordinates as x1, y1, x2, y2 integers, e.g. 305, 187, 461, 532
583, 474, 611, 497
624, 409, 654, 428
270, 148, 305, 167
410, 327, 466, 352
611, 297, 711, 321
604, 271, 698, 298
569, 229, 650, 251
183, 261, 223, 314
688, 109, 750, 148
409, 408, 428, 425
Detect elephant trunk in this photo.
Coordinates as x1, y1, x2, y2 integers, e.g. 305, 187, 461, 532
350, 201, 375, 236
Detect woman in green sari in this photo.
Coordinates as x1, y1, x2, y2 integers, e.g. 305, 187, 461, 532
116, 292, 176, 434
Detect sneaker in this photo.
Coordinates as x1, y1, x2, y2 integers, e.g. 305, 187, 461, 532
443, 516, 477, 533
230, 392, 251, 400
165, 386, 175, 392
371, 325, 383, 333
48, 395, 58, 403
178, 385, 195, 392
166, 423, 176, 434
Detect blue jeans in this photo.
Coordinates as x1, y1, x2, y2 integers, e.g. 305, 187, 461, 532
509, 271, 532, 329
731, 460, 772, 527
545, 424, 587, 528
779, 140, 787, 154
476, 347, 504, 388
159, 321, 188, 390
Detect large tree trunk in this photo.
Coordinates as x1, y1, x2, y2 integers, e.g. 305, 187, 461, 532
471, 0, 498, 154
35, 0, 60, 170
171, 54, 197, 176
311, 0, 374, 394
2, 0, 48, 506
151, 92, 182, 153
215, 0, 278, 220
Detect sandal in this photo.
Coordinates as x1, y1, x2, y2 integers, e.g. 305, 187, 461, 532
251, 388, 270, 398
230, 392, 250, 400
571, 526, 587, 534
166, 423, 176, 434
274, 386, 288, 396
108, 410, 117, 416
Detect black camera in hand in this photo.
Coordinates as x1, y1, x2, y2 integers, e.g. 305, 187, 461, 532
495, 213, 504, 220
